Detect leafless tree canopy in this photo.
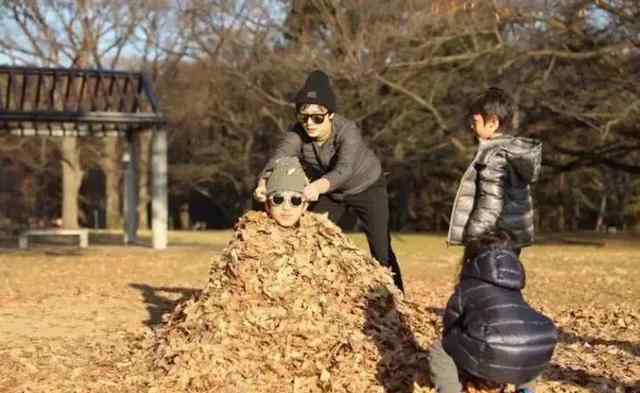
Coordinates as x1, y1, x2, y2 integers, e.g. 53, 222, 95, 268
0, 0, 639, 232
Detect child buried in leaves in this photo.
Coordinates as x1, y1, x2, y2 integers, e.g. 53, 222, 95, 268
147, 157, 422, 393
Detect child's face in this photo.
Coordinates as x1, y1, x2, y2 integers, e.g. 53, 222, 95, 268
470, 114, 499, 140
266, 191, 307, 227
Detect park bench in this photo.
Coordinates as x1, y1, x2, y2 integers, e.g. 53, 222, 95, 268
18, 228, 89, 249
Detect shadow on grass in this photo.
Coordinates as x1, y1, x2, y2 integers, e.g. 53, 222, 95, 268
544, 363, 640, 393
535, 327, 640, 391
129, 283, 202, 326
363, 286, 431, 393
559, 327, 640, 359
90, 232, 230, 250
0, 231, 227, 255
0, 235, 88, 256
90, 232, 159, 247
535, 235, 606, 247
0, 233, 154, 256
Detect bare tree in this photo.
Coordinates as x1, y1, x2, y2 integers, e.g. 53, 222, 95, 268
4, 0, 636, 232
264, 0, 640, 230
154, 0, 291, 220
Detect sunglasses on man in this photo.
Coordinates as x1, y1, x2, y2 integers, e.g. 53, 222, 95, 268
297, 112, 329, 125
269, 193, 305, 207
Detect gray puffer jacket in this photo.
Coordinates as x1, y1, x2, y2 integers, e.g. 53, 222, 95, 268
447, 135, 542, 248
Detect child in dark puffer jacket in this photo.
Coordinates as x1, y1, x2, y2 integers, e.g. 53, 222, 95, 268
429, 231, 557, 393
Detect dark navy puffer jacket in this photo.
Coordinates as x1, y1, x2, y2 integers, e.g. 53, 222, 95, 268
447, 135, 542, 248
442, 248, 557, 385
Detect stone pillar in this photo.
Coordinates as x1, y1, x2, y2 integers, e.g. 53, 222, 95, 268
124, 131, 140, 244
151, 127, 168, 249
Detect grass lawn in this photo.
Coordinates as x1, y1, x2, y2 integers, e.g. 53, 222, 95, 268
0, 229, 638, 392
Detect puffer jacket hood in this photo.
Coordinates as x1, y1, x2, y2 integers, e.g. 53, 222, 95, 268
478, 135, 542, 183
502, 137, 542, 183
461, 248, 525, 290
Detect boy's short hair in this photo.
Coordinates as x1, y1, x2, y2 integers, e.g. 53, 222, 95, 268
468, 87, 514, 134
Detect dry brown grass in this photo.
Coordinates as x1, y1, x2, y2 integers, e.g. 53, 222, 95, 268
0, 229, 638, 392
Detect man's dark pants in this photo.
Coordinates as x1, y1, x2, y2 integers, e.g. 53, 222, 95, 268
310, 176, 404, 291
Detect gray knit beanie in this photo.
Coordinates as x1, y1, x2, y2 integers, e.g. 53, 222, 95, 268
266, 157, 308, 194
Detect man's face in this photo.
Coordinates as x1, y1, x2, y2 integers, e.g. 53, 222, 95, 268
470, 114, 499, 140
298, 104, 333, 142
266, 191, 307, 227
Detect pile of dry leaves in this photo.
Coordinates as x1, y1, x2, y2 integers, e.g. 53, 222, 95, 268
143, 211, 433, 393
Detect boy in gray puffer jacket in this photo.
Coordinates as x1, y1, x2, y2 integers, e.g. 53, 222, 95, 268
447, 87, 542, 253
429, 231, 557, 393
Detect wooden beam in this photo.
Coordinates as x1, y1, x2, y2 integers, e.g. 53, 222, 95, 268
0, 65, 142, 78
6, 126, 132, 137
4, 72, 12, 110
141, 73, 161, 113
19, 74, 28, 110
0, 111, 165, 125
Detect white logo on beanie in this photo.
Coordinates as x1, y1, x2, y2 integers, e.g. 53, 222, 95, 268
307, 91, 317, 98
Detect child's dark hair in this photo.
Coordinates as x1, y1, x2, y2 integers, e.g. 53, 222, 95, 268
463, 230, 515, 263
456, 230, 515, 282
468, 87, 514, 134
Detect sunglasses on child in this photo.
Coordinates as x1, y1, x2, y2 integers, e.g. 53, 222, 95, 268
297, 112, 329, 125
269, 193, 305, 207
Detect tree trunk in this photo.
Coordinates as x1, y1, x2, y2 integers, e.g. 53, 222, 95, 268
102, 137, 122, 229
138, 131, 152, 229
558, 173, 566, 232
595, 196, 607, 232
179, 203, 190, 230
633, 214, 640, 234
61, 14, 89, 231
61, 137, 83, 229
572, 201, 580, 232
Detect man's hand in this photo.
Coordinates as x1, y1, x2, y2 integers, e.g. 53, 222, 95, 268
303, 183, 320, 202
254, 177, 268, 202
303, 178, 330, 202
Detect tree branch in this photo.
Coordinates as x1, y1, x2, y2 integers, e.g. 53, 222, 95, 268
374, 73, 448, 131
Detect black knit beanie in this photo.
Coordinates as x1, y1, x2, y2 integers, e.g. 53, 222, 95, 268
294, 70, 337, 113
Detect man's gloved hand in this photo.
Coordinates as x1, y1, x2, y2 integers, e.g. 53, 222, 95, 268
254, 178, 268, 202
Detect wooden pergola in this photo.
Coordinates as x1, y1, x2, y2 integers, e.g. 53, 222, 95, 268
0, 65, 168, 249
